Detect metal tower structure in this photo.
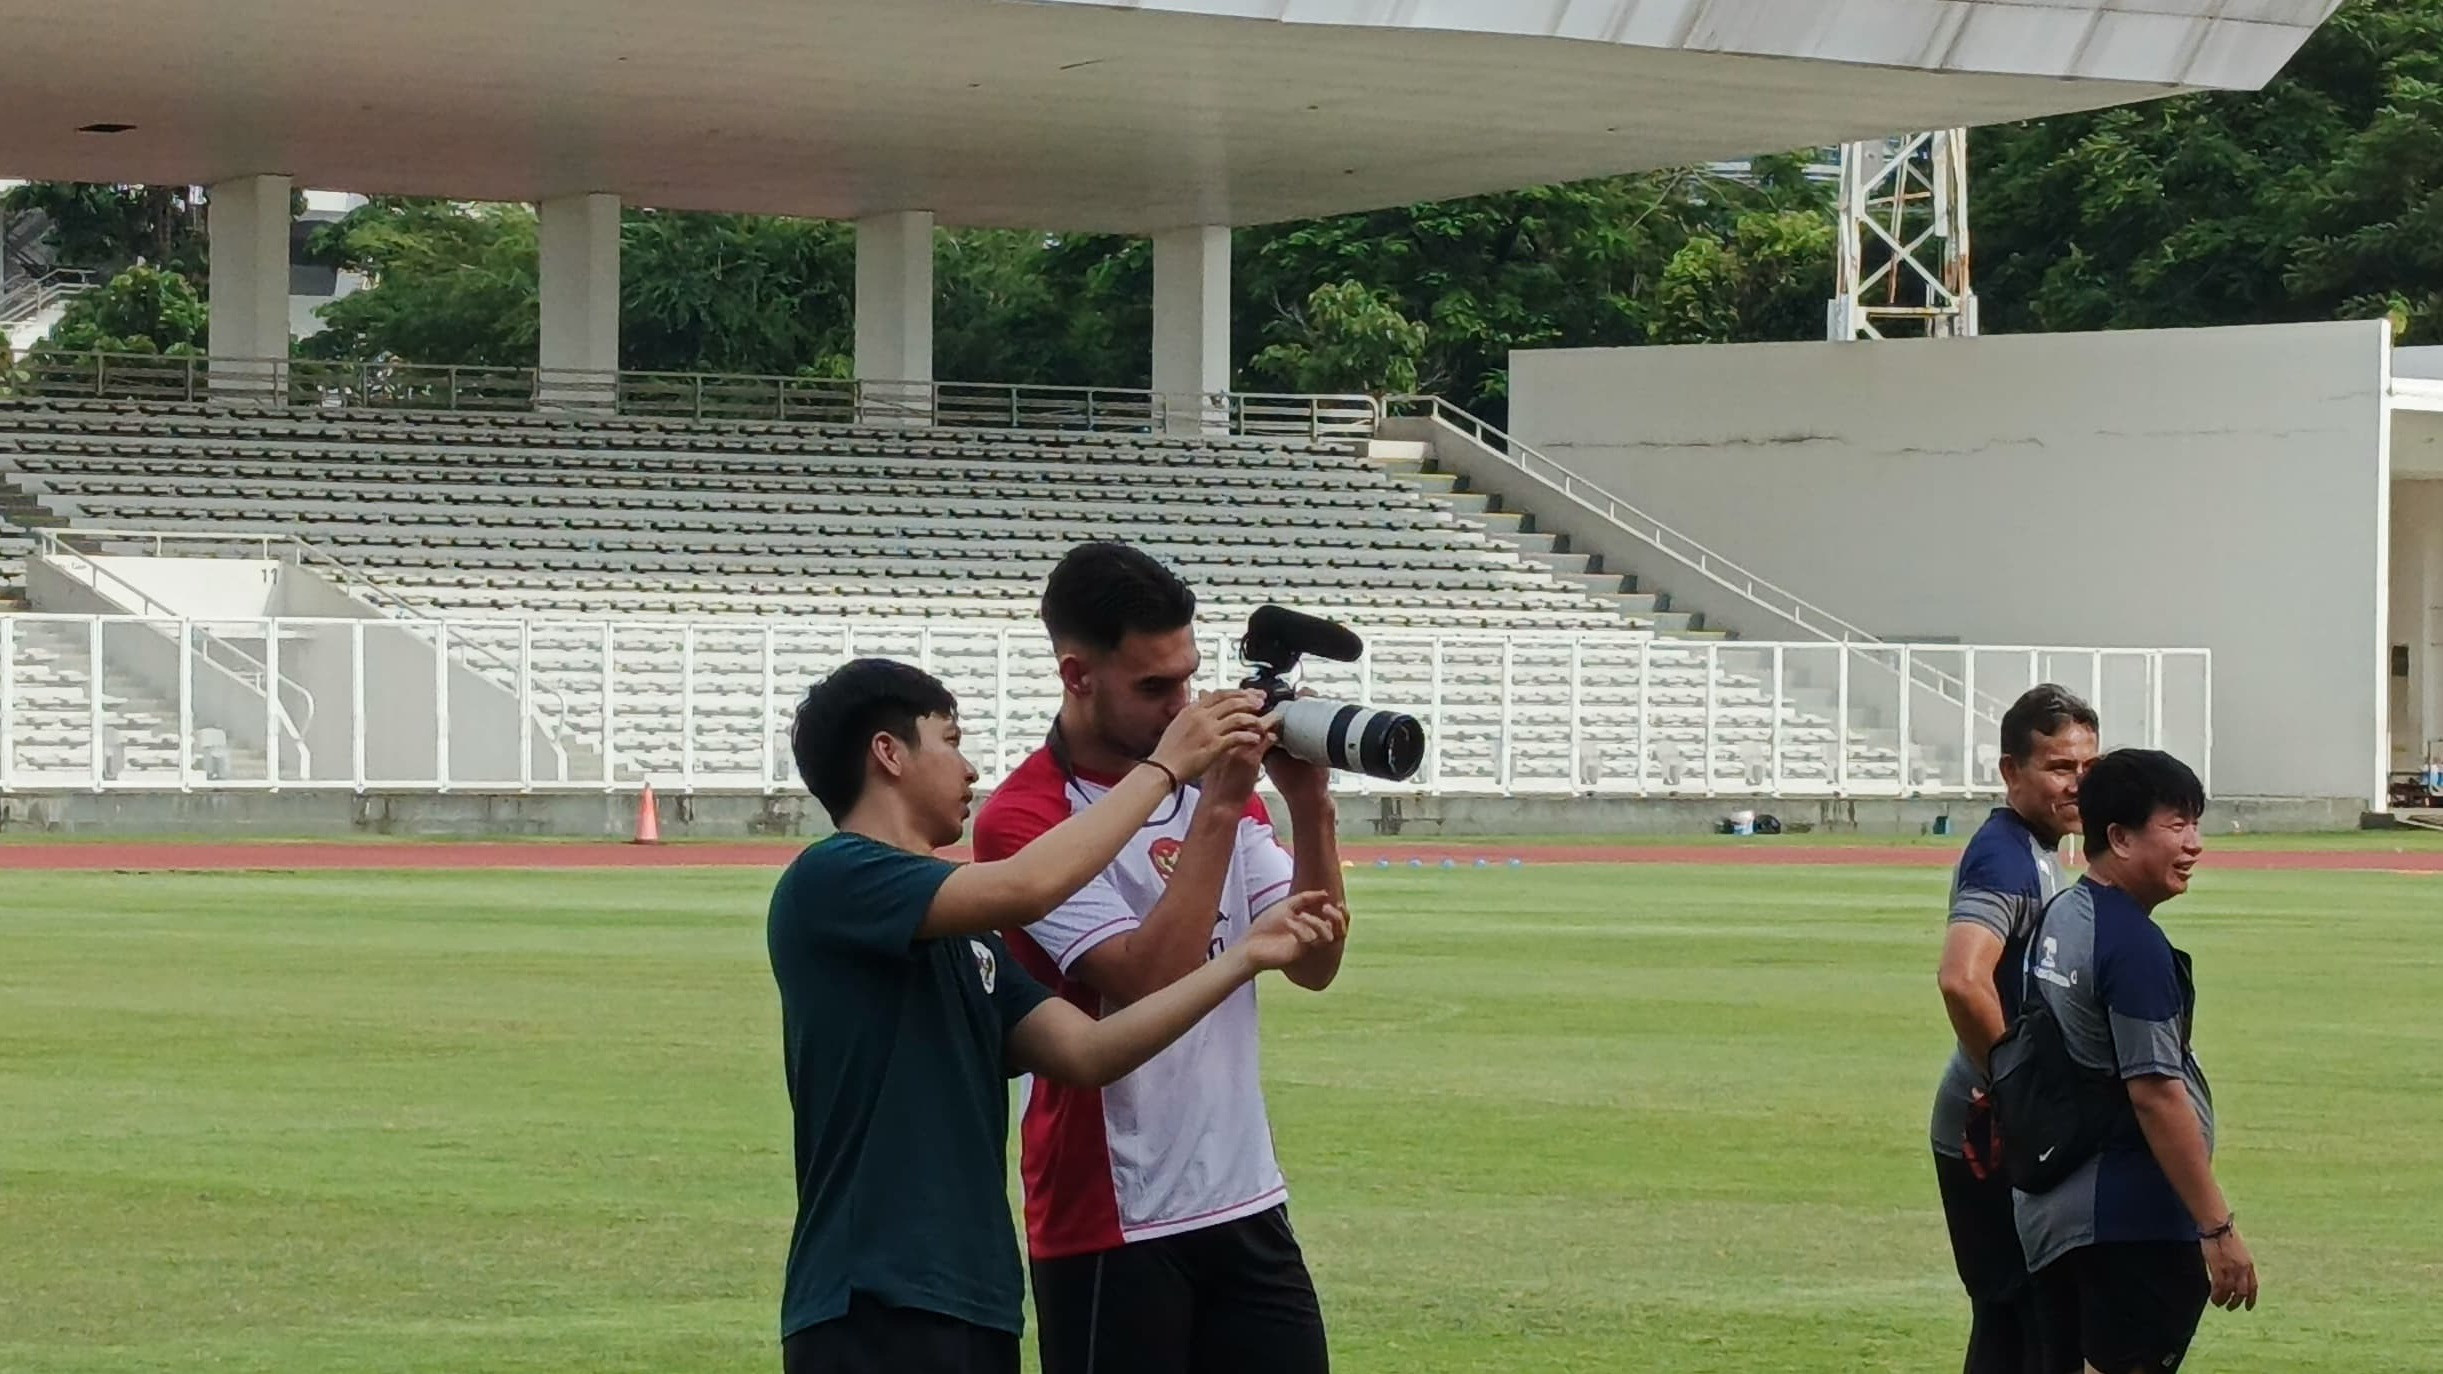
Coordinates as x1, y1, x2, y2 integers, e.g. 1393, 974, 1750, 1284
1829, 129, 1977, 341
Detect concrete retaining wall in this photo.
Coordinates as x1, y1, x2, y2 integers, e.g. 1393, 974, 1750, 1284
1511, 321, 2395, 805
0, 788, 2374, 840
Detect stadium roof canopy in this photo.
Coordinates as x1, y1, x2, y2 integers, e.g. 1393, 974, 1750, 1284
0, 0, 2343, 233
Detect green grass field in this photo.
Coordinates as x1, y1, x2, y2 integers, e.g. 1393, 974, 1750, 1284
4, 861, 2439, 1372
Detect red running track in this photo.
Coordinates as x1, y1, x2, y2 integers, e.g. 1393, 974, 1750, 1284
1, 840, 2438, 872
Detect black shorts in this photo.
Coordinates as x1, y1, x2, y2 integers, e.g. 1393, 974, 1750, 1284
1029, 1204, 1327, 1374
1935, 1147, 2033, 1302
1934, 1149, 2052, 1373
2034, 1241, 2210, 1374
782, 1296, 1018, 1374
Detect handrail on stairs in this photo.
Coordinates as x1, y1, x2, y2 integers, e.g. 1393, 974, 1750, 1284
33, 527, 318, 776
1381, 394, 2014, 731
32, 524, 578, 783
283, 534, 577, 781
0, 268, 99, 327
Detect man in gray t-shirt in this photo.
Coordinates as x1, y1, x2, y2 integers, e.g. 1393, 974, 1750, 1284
2010, 749, 2258, 1374
1931, 687, 2095, 1374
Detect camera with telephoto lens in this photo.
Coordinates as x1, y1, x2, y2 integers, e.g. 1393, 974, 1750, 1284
1237, 605, 1428, 782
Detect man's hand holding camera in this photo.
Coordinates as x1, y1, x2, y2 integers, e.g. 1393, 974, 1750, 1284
1195, 687, 1337, 815
1149, 689, 1271, 788
1190, 690, 1275, 803
1258, 689, 1334, 815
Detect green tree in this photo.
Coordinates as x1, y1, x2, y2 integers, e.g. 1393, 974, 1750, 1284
35, 264, 208, 355
1236, 156, 1836, 418
307, 206, 1156, 385
2283, 4, 2443, 338
1249, 280, 1428, 395
1647, 208, 1837, 345
302, 199, 540, 367
618, 210, 856, 376
294, 178, 1844, 416
24, 3, 2443, 393
935, 231, 1150, 389
306, 200, 863, 375
1973, 0, 2443, 341
2, 182, 209, 279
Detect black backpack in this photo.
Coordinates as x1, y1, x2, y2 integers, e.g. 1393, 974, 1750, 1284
1984, 893, 2138, 1194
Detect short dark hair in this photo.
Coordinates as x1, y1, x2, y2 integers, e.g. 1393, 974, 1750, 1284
2078, 748, 2207, 858
2000, 684, 2099, 763
791, 658, 957, 823
1041, 541, 1196, 653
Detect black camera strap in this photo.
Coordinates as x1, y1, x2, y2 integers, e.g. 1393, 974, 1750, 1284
1045, 717, 1182, 828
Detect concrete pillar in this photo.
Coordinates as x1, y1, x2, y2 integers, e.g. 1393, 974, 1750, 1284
855, 211, 935, 420
538, 193, 622, 406
207, 174, 293, 397
1153, 225, 1231, 433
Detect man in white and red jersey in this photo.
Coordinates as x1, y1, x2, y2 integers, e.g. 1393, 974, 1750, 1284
973, 540, 1349, 1374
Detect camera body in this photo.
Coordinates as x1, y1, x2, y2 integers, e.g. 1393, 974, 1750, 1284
1237, 606, 1427, 783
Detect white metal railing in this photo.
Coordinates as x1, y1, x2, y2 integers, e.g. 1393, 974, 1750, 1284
32, 525, 577, 781
1389, 394, 1886, 643
0, 611, 2211, 799
35, 536, 316, 774
1384, 395, 2013, 723
0, 268, 97, 327
0, 351, 1381, 440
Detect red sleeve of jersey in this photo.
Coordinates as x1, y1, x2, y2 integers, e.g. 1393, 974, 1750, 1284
1243, 793, 1272, 826
972, 751, 1072, 863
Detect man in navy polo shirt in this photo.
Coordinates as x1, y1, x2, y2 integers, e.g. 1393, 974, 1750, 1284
1930, 685, 2099, 1373
2015, 749, 2258, 1373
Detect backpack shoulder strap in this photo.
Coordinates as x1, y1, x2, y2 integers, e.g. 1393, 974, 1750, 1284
2017, 884, 2066, 1013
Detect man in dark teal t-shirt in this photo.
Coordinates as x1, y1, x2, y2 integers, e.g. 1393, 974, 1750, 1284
768, 832, 1051, 1351
768, 658, 1347, 1373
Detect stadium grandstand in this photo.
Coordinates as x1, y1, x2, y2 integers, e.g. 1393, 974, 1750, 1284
0, 0, 2393, 835
0, 376, 1942, 798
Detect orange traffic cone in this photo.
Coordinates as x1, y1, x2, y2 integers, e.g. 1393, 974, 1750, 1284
632, 783, 663, 845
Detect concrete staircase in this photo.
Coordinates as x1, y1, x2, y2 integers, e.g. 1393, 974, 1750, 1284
0, 466, 66, 609
3, 632, 268, 784
1364, 427, 1967, 787
1365, 437, 1720, 637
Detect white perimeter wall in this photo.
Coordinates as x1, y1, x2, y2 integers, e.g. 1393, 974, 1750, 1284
1511, 321, 2393, 804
